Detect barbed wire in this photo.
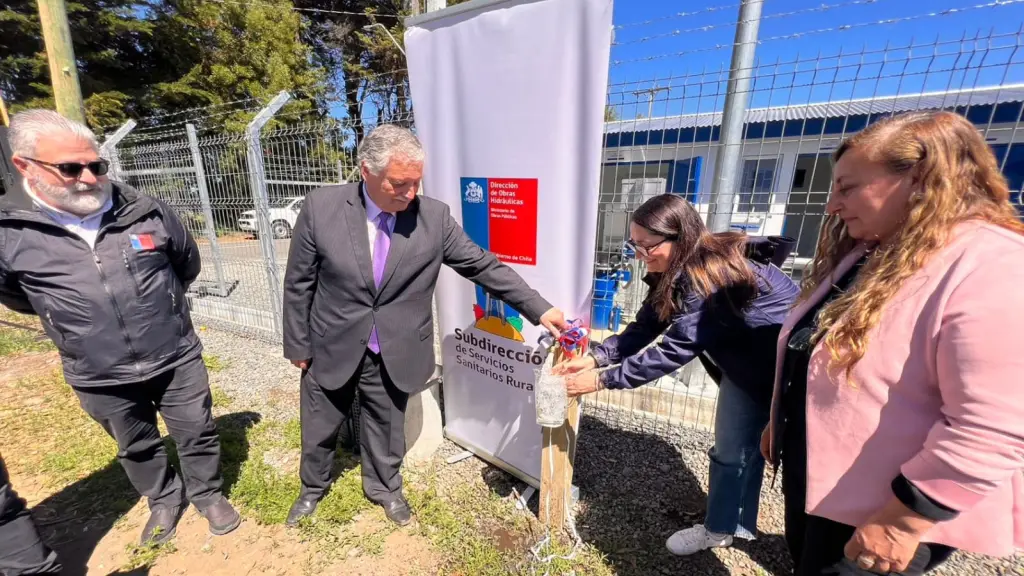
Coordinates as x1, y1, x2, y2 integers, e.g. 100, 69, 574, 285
606, 27, 1024, 90
208, 0, 401, 18
117, 105, 267, 140
615, 2, 745, 30
96, 97, 266, 131
99, 69, 410, 136
614, 0, 888, 46
612, 0, 1024, 66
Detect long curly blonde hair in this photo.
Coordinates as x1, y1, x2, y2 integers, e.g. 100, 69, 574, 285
803, 111, 1024, 377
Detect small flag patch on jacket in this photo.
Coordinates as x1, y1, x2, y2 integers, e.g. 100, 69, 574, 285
129, 234, 155, 250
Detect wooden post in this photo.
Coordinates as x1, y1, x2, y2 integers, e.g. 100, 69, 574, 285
0, 89, 10, 127
37, 0, 86, 124
539, 347, 582, 536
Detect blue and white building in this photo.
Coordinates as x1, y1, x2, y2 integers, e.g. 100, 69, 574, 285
598, 84, 1024, 267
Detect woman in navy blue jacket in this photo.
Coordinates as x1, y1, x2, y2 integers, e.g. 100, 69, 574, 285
557, 194, 799, 556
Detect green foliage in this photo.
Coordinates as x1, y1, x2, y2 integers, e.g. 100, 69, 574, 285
1, 0, 325, 131
1, 0, 158, 126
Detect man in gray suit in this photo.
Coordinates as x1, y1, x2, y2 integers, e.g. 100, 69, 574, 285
282, 125, 567, 526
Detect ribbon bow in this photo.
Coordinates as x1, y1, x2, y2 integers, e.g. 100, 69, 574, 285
557, 319, 589, 357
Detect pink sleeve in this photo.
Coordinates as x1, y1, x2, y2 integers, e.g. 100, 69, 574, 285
901, 249, 1024, 512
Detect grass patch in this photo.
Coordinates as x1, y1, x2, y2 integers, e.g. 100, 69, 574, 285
0, 369, 118, 485
0, 310, 54, 357
203, 353, 229, 373
229, 417, 371, 546
122, 540, 177, 570
406, 471, 612, 576
210, 385, 232, 408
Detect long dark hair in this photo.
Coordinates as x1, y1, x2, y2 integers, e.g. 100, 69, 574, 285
631, 194, 758, 322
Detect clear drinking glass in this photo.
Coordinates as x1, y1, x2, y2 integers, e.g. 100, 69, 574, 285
534, 364, 568, 428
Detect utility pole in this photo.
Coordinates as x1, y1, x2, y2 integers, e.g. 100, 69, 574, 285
707, 0, 764, 233
37, 0, 86, 124
632, 86, 669, 119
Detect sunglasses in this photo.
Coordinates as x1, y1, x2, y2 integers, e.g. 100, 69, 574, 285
24, 157, 110, 179
624, 237, 670, 259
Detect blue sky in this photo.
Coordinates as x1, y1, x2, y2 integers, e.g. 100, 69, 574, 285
607, 0, 1024, 119
346, 0, 1024, 122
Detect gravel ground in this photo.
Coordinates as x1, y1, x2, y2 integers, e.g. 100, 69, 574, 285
196, 325, 301, 420
196, 325, 1024, 575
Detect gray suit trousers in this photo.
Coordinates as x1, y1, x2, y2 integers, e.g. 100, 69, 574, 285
299, 351, 408, 503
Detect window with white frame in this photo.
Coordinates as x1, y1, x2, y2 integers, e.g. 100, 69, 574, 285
737, 158, 777, 214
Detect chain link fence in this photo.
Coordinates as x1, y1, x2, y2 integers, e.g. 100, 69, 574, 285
100, 10, 1024, 436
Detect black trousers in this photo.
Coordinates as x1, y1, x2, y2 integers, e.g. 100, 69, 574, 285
299, 351, 408, 504
0, 456, 62, 575
73, 354, 223, 509
782, 436, 954, 575
785, 512, 955, 576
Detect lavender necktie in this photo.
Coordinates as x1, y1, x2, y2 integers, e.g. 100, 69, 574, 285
368, 212, 393, 353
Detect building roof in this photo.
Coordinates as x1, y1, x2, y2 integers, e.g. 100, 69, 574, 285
605, 83, 1024, 135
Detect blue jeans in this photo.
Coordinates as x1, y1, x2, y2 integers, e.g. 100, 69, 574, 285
703, 377, 770, 539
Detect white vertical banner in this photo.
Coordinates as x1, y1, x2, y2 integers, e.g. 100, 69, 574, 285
405, 0, 613, 485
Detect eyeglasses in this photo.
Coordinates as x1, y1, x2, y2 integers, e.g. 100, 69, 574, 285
624, 237, 670, 259
24, 157, 110, 179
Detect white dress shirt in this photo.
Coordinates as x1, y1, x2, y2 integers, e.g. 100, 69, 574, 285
363, 184, 396, 260
23, 179, 112, 249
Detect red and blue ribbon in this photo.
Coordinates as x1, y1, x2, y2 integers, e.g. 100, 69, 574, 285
557, 319, 589, 357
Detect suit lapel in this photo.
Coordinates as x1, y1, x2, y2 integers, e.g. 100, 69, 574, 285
377, 203, 416, 298
344, 191, 376, 296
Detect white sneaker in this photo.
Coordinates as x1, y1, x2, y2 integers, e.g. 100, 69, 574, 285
665, 524, 733, 556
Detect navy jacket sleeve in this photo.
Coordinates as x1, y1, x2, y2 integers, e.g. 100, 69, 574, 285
590, 299, 668, 367
598, 292, 716, 390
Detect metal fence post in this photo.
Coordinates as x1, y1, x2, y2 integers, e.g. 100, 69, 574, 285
186, 123, 229, 297
707, 0, 764, 233
246, 90, 291, 336
100, 120, 137, 181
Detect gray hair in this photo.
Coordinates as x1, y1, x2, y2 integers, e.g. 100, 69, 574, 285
357, 124, 424, 175
8, 109, 99, 157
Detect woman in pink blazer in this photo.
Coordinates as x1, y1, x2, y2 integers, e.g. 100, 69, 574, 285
762, 110, 1024, 575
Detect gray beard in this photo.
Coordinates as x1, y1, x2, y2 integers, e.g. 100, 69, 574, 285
31, 177, 111, 217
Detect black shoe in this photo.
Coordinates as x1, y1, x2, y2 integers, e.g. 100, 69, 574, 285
381, 496, 413, 526
198, 495, 242, 536
140, 503, 184, 545
286, 494, 320, 526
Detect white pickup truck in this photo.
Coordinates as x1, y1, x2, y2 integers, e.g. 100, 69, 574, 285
237, 196, 305, 239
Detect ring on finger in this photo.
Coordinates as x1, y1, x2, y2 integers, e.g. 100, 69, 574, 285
856, 554, 876, 569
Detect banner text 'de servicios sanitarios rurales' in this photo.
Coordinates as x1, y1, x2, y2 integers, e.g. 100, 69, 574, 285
454, 327, 545, 391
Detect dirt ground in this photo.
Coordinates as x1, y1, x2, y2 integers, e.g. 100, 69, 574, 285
0, 350, 442, 576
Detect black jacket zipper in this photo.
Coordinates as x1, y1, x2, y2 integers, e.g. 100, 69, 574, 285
123, 248, 142, 298
93, 249, 142, 376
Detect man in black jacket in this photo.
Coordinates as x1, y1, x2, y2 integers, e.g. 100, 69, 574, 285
0, 110, 240, 547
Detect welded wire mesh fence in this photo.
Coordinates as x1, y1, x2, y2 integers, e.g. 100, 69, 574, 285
101, 3, 1024, 435
585, 26, 1024, 435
